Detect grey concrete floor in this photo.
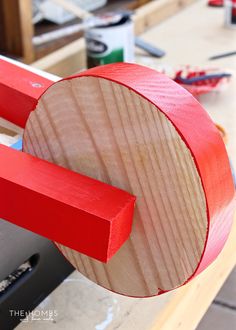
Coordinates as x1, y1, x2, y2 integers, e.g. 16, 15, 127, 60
197, 267, 236, 330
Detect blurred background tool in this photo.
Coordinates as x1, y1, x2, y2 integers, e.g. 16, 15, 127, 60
135, 36, 165, 58
209, 50, 236, 60
208, 0, 223, 7
173, 68, 232, 95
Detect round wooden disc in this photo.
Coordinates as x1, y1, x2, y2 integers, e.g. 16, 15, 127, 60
23, 63, 235, 297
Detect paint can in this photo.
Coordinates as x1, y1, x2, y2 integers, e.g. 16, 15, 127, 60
85, 13, 134, 68
225, 0, 236, 28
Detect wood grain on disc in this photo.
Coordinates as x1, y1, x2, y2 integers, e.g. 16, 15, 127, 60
23, 63, 235, 297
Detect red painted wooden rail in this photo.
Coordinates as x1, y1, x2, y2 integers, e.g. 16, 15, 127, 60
0, 57, 135, 263
0, 58, 54, 128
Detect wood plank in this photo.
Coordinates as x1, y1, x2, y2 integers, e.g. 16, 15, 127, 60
0, 4, 5, 51
0, 0, 34, 63
18, 0, 35, 63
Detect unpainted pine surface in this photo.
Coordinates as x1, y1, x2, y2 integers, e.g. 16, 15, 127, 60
23, 75, 207, 297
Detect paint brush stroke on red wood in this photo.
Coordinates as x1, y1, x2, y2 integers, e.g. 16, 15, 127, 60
0, 144, 135, 262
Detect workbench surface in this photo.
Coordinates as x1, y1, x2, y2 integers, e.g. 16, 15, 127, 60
12, 0, 236, 329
